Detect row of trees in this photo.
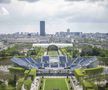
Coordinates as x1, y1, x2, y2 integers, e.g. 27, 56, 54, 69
74, 67, 108, 90
0, 43, 33, 58
60, 46, 79, 58
60, 45, 108, 59
0, 70, 16, 90
80, 45, 108, 57
27, 47, 45, 59
27, 47, 41, 56
60, 47, 73, 59
0, 46, 20, 57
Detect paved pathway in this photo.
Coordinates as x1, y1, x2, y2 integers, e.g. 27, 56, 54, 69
70, 76, 83, 90
42, 79, 46, 90
22, 84, 26, 90
30, 77, 40, 90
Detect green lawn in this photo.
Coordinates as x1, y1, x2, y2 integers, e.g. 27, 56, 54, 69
43, 78, 69, 90
48, 51, 58, 57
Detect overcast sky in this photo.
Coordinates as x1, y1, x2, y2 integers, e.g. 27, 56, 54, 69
0, 0, 108, 34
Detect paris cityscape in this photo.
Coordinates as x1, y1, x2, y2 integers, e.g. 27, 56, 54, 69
0, 0, 108, 90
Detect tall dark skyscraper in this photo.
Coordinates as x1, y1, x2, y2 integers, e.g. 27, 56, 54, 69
40, 21, 45, 36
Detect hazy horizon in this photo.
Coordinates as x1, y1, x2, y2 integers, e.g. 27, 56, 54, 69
0, 0, 108, 34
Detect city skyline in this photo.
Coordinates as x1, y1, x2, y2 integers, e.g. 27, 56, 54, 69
0, 0, 108, 34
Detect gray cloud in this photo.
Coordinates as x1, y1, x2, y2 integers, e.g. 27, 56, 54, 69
0, 0, 40, 3
65, 0, 105, 2
0, 0, 11, 3
65, 0, 85, 1
18, 0, 39, 3
55, 8, 108, 23
88, 0, 104, 2
0, 14, 38, 25
67, 16, 108, 23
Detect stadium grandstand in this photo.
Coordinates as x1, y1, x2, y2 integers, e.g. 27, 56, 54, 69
11, 44, 98, 72
11, 56, 97, 70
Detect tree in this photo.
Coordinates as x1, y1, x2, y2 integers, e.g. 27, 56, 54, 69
9, 67, 25, 87
73, 49, 79, 58
85, 67, 104, 86
0, 70, 10, 86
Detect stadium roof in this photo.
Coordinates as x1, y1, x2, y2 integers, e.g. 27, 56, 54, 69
33, 43, 73, 48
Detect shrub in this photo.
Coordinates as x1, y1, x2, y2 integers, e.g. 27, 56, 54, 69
16, 78, 24, 90
24, 79, 32, 90
68, 80, 70, 83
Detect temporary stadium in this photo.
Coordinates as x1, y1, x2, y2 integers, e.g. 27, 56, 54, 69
11, 44, 98, 73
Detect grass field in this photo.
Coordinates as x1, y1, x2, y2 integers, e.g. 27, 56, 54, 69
48, 51, 59, 57
43, 78, 69, 90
